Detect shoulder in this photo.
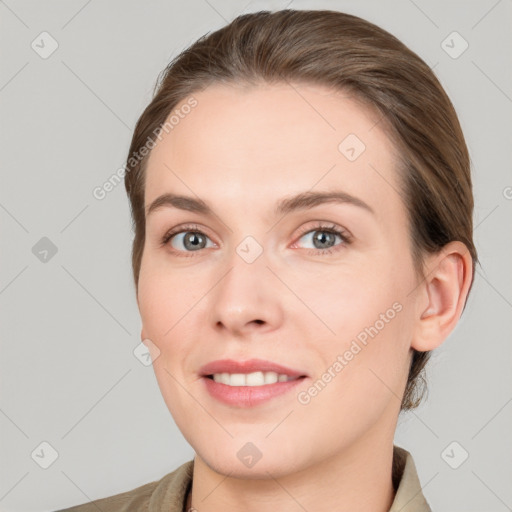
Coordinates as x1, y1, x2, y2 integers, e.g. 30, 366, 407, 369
54, 460, 194, 512
54, 479, 156, 512
390, 445, 432, 512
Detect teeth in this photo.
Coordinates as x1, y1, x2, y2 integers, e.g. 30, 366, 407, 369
212, 371, 297, 386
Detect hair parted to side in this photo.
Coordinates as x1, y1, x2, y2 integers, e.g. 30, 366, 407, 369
124, 9, 477, 410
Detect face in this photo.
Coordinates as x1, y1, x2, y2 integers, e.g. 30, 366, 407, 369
138, 82, 421, 478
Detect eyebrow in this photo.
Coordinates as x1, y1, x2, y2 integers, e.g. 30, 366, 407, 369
145, 190, 375, 218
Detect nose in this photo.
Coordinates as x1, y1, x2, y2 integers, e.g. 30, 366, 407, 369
209, 246, 284, 337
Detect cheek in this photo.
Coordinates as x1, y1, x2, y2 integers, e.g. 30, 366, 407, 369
137, 257, 214, 396
288, 259, 404, 335
293, 260, 412, 385
138, 254, 205, 335
138, 261, 200, 418
298, 307, 411, 431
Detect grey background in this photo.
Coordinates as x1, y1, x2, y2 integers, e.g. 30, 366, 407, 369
1, 0, 511, 510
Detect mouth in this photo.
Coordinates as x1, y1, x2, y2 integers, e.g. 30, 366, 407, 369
199, 358, 308, 382
198, 358, 308, 407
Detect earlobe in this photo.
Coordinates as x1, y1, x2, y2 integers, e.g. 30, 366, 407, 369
411, 241, 473, 352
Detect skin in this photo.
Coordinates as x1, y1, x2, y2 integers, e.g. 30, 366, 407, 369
137, 82, 473, 512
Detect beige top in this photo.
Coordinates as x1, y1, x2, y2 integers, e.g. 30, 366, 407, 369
55, 445, 432, 511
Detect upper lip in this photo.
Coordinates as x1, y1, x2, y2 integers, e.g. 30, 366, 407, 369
199, 358, 307, 378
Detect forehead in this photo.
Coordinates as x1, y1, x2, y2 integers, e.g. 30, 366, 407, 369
144, 82, 402, 216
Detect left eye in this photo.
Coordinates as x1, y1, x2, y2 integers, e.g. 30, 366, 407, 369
295, 227, 347, 252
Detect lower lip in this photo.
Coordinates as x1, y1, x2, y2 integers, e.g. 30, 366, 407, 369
202, 376, 306, 408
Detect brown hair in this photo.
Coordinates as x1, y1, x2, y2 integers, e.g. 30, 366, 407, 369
124, 9, 477, 410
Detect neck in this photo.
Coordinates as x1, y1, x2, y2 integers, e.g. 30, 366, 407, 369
185, 432, 396, 512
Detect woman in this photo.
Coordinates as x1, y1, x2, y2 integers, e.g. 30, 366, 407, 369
57, 8, 476, 512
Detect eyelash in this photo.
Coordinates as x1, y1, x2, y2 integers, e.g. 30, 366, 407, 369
160, 222, 352, 257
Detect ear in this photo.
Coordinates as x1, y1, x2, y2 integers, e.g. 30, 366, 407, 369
411, 241, 474, 352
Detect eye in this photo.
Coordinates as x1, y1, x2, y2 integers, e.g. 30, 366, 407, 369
160, 223, 215, 255
293, 223, 352, 256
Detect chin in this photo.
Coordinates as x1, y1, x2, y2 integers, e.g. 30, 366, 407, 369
198, 450, 303, 480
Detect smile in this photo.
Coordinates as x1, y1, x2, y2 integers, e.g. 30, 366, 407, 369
208, 371, 301, 386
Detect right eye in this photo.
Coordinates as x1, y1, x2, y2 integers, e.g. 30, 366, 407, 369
161, 224, 216, 255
